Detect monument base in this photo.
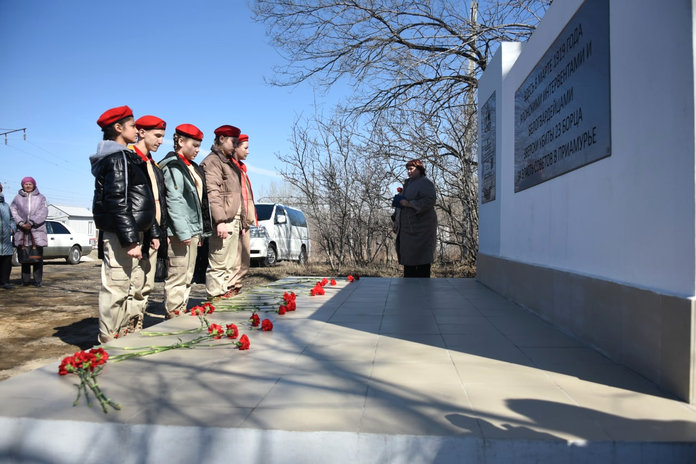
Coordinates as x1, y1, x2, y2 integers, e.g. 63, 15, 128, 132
477, 253, 695, 403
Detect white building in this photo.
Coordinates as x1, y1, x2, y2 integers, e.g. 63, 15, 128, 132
47, 205, 96, 245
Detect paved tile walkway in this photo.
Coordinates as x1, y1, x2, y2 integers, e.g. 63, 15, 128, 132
0, 277, 695, 463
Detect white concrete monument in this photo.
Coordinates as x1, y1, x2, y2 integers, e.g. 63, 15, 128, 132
478, 0, 696, 403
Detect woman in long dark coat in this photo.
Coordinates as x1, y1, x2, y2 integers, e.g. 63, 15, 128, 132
393, 159, 438, 278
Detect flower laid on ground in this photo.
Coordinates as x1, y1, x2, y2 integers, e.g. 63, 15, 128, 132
202, 302, 215, 314
261, 319, 273, 331
330, 279, 336, 286
310, 282, 325, 296
279, 291, 297, 312
58, 348, 120, 414
189, 303, 216, 329
250, 313, 260, 327
208, 323, 225, 339
397, 187, 403, 193
237, 334, 251, 350
347, 274, 360, 282
225, 323, 239, 339
320, 277, 329, 286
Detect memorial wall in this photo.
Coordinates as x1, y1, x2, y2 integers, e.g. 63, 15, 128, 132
477, 0, 696, 403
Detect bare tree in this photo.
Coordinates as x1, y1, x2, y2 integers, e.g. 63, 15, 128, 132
278, 111, 395, 272
254, 0, 550, 267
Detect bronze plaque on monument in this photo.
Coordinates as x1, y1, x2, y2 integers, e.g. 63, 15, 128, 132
514, 0, 611, 192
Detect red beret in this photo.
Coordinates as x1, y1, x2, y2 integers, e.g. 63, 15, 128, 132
135, 115, 166, 130
97, 105, 133, 129
175, 124, 203, 141
238, 134, 249, 142
214, 125, 241, 138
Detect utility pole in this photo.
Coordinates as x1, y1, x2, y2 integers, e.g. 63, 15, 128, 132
0, 128, 27, 144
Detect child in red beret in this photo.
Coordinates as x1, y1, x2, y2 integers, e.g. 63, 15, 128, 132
157, 124, 213, 317
126, 115, 169, 331
89, 106, 157, 343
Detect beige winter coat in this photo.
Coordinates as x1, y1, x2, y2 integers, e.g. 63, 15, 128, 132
395, 175, 437, 266
200, 147, 245, 225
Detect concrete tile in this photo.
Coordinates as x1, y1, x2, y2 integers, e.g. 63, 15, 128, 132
374, 337, 451, 364
260, 374, 368, 408
245, 406, 364, 432
453, 360, 556, 387
465, 384, 609, 441
370, 361, 460, 387
380, 315, 440, 334
360, 402, 480, 436
520, 346, 613, 369
504, 327, 583, 347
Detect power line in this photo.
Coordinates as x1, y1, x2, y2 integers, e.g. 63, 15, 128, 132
1, 128, 26, 144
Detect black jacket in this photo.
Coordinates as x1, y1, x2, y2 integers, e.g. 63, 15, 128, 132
140, 154, 169, 257
89, 141, 156, 247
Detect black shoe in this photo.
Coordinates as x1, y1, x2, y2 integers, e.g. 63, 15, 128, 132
33, 282, 42, 287
1, 283, 14, 289
22, 282, 32, 286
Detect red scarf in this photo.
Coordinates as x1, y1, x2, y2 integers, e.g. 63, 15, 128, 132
132, 145, 149, 162
231, 158, 257, 226
178, 153, 192, 166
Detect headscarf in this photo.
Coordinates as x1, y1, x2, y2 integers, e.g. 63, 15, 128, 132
21, 176, 37, 187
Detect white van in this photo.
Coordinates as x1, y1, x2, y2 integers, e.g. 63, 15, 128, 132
249, 203, 311, 266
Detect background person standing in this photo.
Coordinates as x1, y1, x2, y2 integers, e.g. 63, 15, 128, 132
393, 159, 437, 278
0, 183, 16, 289
10, 177, 48, 287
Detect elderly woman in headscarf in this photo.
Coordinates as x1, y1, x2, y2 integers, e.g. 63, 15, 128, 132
392, 159, 438, 278
0, 183, 16, 289
10, 176, 48, 287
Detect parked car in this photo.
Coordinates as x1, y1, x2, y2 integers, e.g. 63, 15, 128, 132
249, 203, 310, 266
12, 220, 94, 265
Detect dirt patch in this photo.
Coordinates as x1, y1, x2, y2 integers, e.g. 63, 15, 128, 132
0, 252, 281, 381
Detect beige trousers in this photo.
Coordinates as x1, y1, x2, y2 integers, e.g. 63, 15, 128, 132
98, 231, 145, 339
229, 228, 250, 290
136, 244, 159, 315
164, 235, 199, 315
205, 219, 240, 299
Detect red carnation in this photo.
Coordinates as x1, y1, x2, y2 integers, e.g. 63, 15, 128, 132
237, 334, 251, 350
320, 278, 329, 286
261, 319, 273, 331
330, 279, 336, 286
286, 300, 296, 311
250, 313, 260, 327
208, 323, 225, 339
278, 304, 287, 315
397, 187, 403, 193
225, 323, 239, 339
89, 347, 109, 366
190, 306, 203, 316
58, 355, 77, 376
347, 275, 354, 282
202, 302, 216, 314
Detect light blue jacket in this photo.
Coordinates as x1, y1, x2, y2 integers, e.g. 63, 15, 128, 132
0, 195, 16, 256
159, 151, 212, 241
